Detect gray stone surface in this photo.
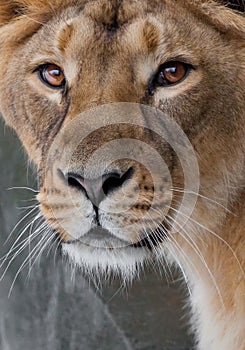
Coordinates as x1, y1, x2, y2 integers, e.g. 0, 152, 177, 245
0, 118, 194, 350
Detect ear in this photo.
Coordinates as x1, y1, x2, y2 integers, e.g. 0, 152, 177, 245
223, 0, 245, 12
0, 0, 76, 27
0, 1, 41, 45
0, 1, 43, 27
0, 1, 76, 45
0, 1, 24, 27
183, 0, 245, 38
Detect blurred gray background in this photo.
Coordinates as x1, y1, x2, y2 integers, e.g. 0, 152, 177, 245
0, 118, 194, 350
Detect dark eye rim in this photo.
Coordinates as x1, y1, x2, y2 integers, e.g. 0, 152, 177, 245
36, 63, 66, 90
149, 61, 194, 94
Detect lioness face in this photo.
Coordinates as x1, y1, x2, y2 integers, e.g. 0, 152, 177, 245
0, 0, 244, 279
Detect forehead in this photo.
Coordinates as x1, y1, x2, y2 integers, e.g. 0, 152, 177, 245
42, 0, 203, 63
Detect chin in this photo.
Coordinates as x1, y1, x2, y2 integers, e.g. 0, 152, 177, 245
61, 228, 152, 282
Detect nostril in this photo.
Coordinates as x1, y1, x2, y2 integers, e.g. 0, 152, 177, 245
57, 169, 84, 191
102, 167, 134, 196
67, 174, 85, 192
102, 172, 121, 196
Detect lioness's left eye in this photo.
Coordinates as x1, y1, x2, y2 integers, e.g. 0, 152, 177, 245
156, 61, 191, 87
37, 64, 66, 89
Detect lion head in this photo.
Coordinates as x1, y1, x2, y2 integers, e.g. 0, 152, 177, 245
0, 1, 244, 347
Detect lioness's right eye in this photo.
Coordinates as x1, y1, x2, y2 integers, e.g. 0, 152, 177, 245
156, 61, 191, 87
37, 64, 66, 89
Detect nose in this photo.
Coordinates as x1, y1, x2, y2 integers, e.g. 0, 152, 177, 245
66, 167, 134, 207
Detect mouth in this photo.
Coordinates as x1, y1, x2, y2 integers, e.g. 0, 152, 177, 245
64, 226, 167, 250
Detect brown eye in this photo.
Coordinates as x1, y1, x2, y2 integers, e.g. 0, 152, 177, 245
38, 64, 66, 89
156, 61, 190, 87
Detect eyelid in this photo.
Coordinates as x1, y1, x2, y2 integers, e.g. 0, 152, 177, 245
158, 54, 198, 69
29, 56, 63, 72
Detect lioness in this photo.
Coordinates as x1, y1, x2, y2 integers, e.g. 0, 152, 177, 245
0, 1, 244, 349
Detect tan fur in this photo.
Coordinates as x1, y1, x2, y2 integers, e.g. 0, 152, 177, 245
0, 1, 244, 349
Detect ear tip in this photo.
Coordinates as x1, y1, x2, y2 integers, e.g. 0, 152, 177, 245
0, 2, 25, 26
222, 0, 245, 13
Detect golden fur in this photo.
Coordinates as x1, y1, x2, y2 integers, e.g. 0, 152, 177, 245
0, 1, 244, 349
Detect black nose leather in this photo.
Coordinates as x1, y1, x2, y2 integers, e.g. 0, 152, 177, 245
66, 168, 134, 207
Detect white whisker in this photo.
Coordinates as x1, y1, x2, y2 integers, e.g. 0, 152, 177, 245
1, 212, 42, 268
167, 205, 245, 279
4, 205, 39, 246
164, 215, 225, 309
0, 220, 47, 280
26, 229, 55, 280
8, 231, 50, 297
6, 186, 38, 193
171, 187, 234, 215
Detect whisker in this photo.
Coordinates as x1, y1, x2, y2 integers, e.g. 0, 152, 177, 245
46, 232, 62, 259
19, 198, 39, 203
6, 186, 38, 193
150, 217, 193, 297
140, 212, 173, 282
148, 206, 225, 304
167, 205, 245, 278
0, 227, 42, 264
4, 205, 39, 246
8, 231, 50, 297
171, 187, 234, 215
15, 11, 46, 26
169, 198, 209, 248
105, 283, 125, 304
26, 229, 55, 280
164, 215, 225, 308
165, 240, 192, 297
0, 220, 47, 280
1, 212, 42, 267
16, 204, 39, 210
53, 235, 63, 265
